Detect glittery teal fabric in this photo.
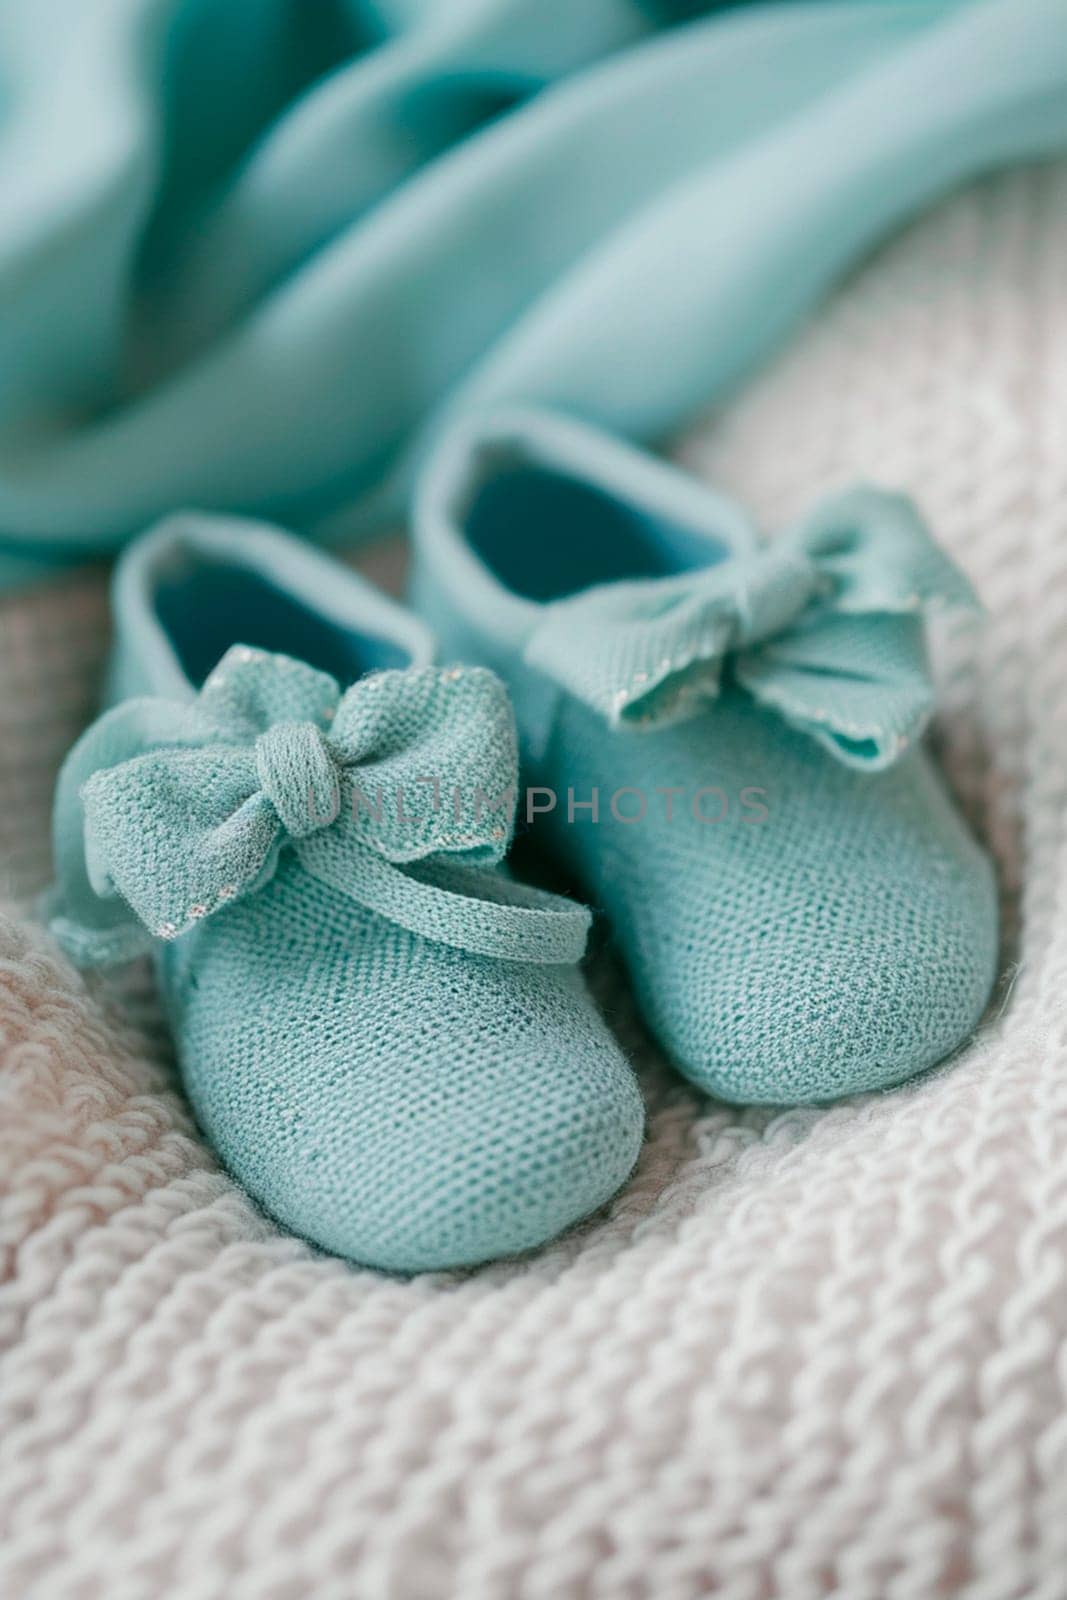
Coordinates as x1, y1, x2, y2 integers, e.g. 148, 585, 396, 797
49, 512, 644, 1271
412, 408, 999, 1104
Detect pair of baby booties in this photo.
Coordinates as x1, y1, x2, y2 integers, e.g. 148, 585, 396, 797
49, 409, 998, 1274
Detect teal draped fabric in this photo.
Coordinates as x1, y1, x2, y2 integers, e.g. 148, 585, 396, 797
0, 0, 1064, 587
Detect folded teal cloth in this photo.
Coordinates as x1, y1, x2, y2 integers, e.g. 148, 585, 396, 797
0, 0, 1064, 586
48, 513, 644, 1272
412, 407, 998, 1103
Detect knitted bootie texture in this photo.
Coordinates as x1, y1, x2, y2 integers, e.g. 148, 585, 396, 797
49, 513, 644, 1271
412, 408, 998, 1104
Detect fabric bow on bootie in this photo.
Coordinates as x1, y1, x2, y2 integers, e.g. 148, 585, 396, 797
524, 487, 978, 770
49, 647, 590, 967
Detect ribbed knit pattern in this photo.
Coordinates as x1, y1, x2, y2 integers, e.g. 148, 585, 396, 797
3, 160, 1067, 1597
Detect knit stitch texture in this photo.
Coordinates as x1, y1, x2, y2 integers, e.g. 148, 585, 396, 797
3, 160, 1067, 1597
44, 524, 641, 1273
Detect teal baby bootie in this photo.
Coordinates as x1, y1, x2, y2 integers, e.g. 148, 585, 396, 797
412, 408, 998, 1105
48, 513, 644, 1272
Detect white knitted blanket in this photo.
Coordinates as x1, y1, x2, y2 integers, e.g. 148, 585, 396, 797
3, 160, 1066, 1600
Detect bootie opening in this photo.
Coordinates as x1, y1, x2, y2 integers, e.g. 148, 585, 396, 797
112, 513, 432, 701
431, 409, 760, 610
157, 555, 407, 688
466, 455, 721, 601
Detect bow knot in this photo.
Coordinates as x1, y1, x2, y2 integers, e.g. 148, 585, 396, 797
49, 647, 591, 968
255, 721, 340, 838
523, 487, 978, 770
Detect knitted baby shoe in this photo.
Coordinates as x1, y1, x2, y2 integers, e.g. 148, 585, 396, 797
48, 513, 644, 1272
412, 407, 998, 1104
